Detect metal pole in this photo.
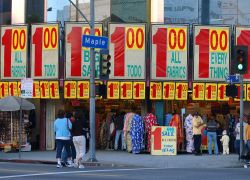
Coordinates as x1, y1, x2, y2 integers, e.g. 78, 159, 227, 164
19, 98, 23, 159
68, 0, 90, 26
88, 0, 97, 162
240, 74, 244, 159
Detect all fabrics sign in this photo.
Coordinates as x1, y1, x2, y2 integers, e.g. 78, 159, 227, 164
109, 23, 146, 80
31, 23, 59, 79
65, 22, 102, 79
151, 24, 188, 80
0, 25, 27, 79
235, 26, 250, 81
193, 25, 230, 81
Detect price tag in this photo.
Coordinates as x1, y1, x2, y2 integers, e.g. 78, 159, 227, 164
9, 82, 18, 96
0, 82, 9, 98
205, 83, 217, 101
40, 81, 50, 99
247, 84, 250, 101
77, 81, 89, 99
18, 82, 21, 97
32, 81, 40, 98
133, 82, 145, 99
64, 81, 76, 99
50, 81, 59, 99
175, 82, 188, 100
192, 83, 205, 100
234, 84, 246, 101
107, 81, 119, 99
163, 82, 175, 100
150, 82, 162, 100
217, 84, 229, 101
120, 82, 132, 99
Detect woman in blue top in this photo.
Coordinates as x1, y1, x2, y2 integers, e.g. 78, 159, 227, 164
54, 109, 73, 168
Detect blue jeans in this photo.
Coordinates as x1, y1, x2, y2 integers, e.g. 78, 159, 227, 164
61, 139, 76, 162
114, 130, 125, 150
207, 132, 219, 155
56, 139, 72, 159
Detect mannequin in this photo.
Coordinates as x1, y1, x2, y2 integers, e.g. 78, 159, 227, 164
184, 114, 194, 153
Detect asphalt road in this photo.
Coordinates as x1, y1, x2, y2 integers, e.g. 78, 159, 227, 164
0, 162, 249, 180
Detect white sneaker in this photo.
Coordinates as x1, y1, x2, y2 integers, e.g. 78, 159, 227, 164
79, 164, 85, 169
73, 163, 78, 168
66, 161, 74, 168
57, 163, 63, 168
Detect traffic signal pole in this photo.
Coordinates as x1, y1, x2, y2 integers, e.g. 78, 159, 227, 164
240, 74, 244, 160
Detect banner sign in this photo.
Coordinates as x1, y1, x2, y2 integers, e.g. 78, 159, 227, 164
192, 83, 205, 100
109, 23, 146, 80
40, 81, 50, 99
193, 25, 230, 81
163, 82, 175, 100
133, 82, 145, 99
77, 81, 89, 99
64, 81, 76, 99
9, 82, 18, 96
235, 26, 250, 81
31, 23, 59, 79
150, 82, 162, 100
175, 82, 188, 100
151, 126, 177, 156
217, 83, 229, 101
0, 25, 27, 79
151, 25, 188, 80
33, 81, 40, 98
205, 83, 217, 101
107, 81, 120, 99
65, 23, 102, 79
50, 81, 59, 99
0, 82, 9, 98
120, 82, 132, 99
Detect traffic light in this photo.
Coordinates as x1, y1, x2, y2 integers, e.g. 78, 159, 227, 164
226, 84, 238, 97
99, 49, 111, 80
234, 45, 248, 74
95, 83, 107, 99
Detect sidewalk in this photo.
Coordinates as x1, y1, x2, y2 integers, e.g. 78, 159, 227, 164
0, 150, 241, 168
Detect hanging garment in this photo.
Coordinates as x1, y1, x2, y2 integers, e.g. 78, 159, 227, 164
130, 114, 144, 154
169, 114, 183, 151
123, 113, 134, 152
184, 114, 194, 153
143, 113, 158, 152
165, 113, 172, 126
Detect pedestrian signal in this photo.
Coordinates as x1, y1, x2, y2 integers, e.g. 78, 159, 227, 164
226, 84, 238, 98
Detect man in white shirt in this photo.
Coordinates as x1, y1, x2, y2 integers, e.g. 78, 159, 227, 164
234, 115, 248, 155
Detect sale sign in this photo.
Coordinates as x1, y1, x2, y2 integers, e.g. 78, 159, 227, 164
40, 81, 50, 99
33, 81, 40, 98
107, 81, 119, 99
50, 81, 59, 99
235, 26, 250, 81
9, 82, 18, 96
120, 82, 132, 99
0, 25, 27, 79
151, 126, 177, 156
192, 83, 205, 100
31, 23, 59, 79
150, 82, 162, 100
193, 25, 230, 81
234, 84, 246, 101
65, 23, 103, 79
163, 82, 175, 100
64, 81, 76, 99
151, 25, 188, 80
133, 82, 145, 99
175, 82, 188, 100
77, 81, 89, 99
205, 83, 217, 101
217, 84, 229, 101
109, 23, 146, 80
0, 82, 9, 98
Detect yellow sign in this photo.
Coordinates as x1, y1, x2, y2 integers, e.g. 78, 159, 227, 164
163, 82, 175, 100
77, 81, 89, 99
151, 126, 177, 156
247, 84, 250, 101
125, 27, 145, 50
167, 27, 187, 51
43, 26, 58, 49
0, 82, 9, 98
107, 81, 119, 99
133, 82, 145, 99
175, 82, 188, 100
209, 29, 229, 52
120, 82, 132, 99
8, 82, 18, 97
50, 81, 59, 99
40, 81, 50, 99
150, 82, 162, 100
217, 83, 229, 101
205, 83, 217, 101
18, 82, 21, 97
235, 84, 246, 101
192, 83, 205, 100
64, 81, 76, 99
12, 28, 27, 51
32, 81, 40, 98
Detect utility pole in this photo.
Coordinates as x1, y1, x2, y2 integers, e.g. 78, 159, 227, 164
240, 75, 244, 159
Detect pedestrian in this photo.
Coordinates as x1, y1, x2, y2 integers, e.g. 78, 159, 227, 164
207, 114, 219, 155
114, 111, 126, 150
234, 115, 248, 155
216, 121, 223, 153
245, 119, 250, 158
220, 130, 230, 155
72, 110, 86, 168
54, 109, 74, 168
192, 112, 205, 155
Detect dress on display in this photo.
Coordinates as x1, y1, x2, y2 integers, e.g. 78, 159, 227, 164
130, 114, 144, 154
169, 114, 183, 151
184, 114, 194, 153
123, 113, 135, 152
